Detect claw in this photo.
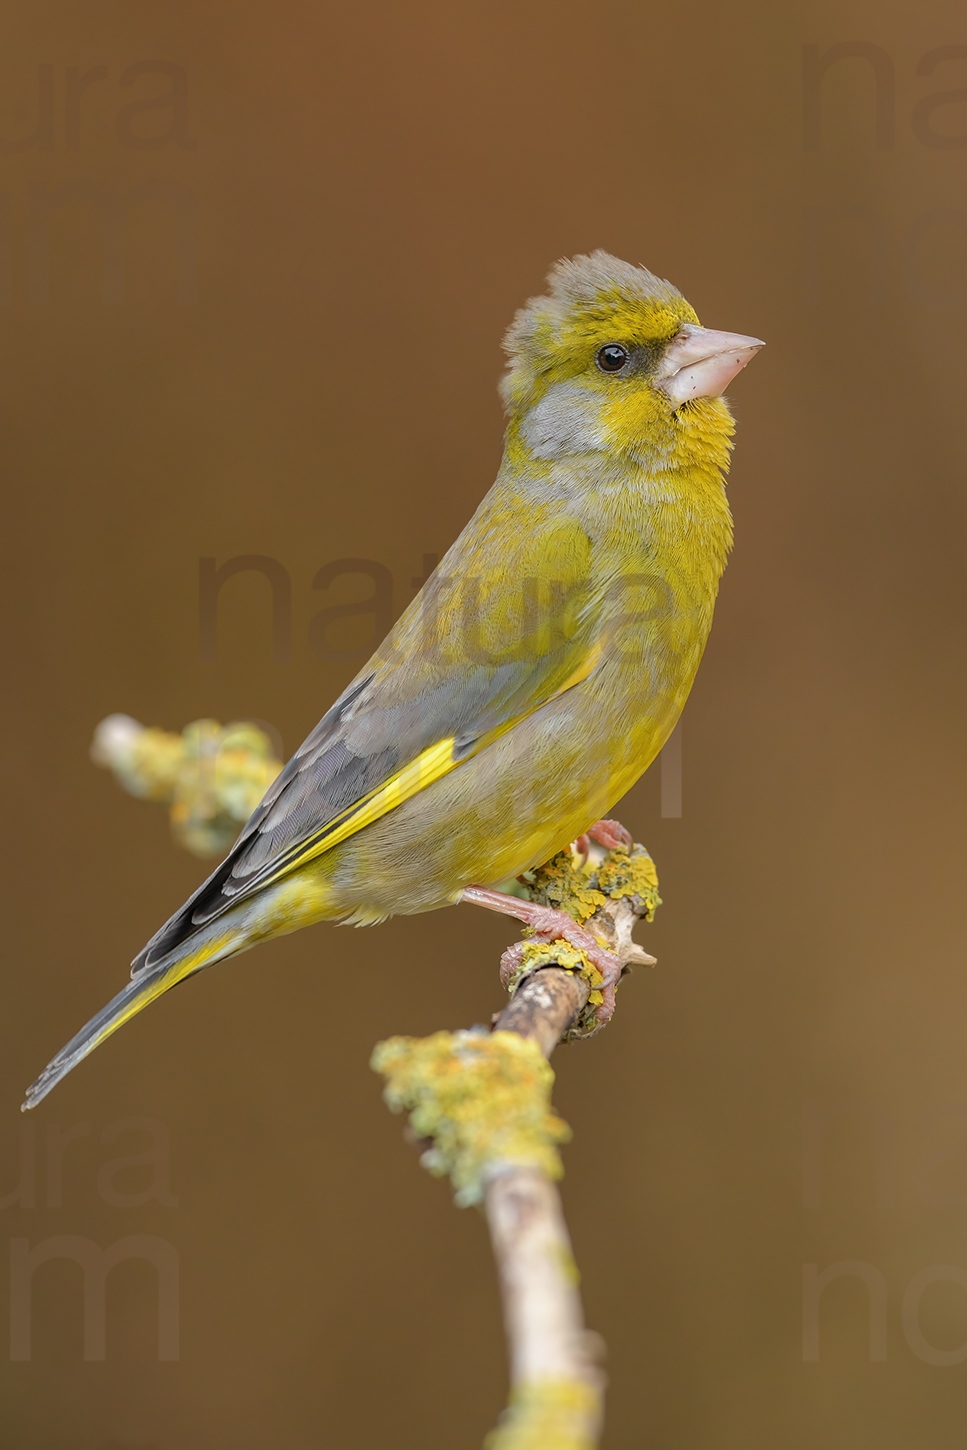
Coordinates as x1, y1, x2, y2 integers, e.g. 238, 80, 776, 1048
462, 884, 623, 1025
587, 818, 633, 852
499, 940, 529, 992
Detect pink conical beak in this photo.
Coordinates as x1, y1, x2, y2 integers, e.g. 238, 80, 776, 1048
656, 323, 764, 406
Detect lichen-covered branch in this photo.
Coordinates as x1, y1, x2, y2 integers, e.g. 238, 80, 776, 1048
483, 967, 602, 1450
374, 840, 660, 1449
372, 1028, 571, 1207
91, 713, 282, 856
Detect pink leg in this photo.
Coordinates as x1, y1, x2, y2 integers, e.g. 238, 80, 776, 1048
461, 884, 623, 1024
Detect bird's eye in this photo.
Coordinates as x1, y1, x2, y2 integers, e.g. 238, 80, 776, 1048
596, 344, 629, 373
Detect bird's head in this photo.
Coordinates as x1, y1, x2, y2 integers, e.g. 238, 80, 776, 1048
501, 251, 763, 470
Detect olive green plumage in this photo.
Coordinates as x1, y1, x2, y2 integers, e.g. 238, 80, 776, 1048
25, 251, 761, 1108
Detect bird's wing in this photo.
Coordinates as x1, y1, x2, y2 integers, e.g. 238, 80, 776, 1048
133, 508, 603, 973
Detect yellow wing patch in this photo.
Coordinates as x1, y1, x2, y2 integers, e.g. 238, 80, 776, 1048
280, 736, 459, 877
264, 641, 605, 888
554, 638, 602, 696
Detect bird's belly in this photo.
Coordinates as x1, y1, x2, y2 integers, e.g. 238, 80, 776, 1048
318, 625, 707, 920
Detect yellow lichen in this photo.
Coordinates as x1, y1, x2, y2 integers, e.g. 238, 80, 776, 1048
500, 941, 606, 1010
371, 1030, 571, 1207
504, 841, 662, 1036
94, 717, 282, 857
485, 1379, 600, 1450
169, 721, 282, 856
517, 852, 606, 924
522, 840, 661, 925
596, 846, 662, 922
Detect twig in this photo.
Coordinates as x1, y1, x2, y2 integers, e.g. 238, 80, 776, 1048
482, 886, 653, 1449
90, 713, 282, 857
484, 967, 603, 1448
375, 854, 659, 1449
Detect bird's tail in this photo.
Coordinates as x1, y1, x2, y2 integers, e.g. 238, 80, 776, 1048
22, 932, 242, 1111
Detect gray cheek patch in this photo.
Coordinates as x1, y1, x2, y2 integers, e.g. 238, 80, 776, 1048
521, 384, 605, 460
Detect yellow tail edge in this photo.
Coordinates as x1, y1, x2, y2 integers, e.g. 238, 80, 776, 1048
22, 933, 236, 1111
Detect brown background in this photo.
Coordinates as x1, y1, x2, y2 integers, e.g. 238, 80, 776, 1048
2, 0, 967, 1446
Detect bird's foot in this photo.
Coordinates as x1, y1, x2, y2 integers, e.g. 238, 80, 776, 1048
573, 817, 633, 864
461, 884, 622, 1025
587, 818, 633, 851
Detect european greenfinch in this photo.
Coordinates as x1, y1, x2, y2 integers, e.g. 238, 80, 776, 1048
25, 251, 762, 1108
